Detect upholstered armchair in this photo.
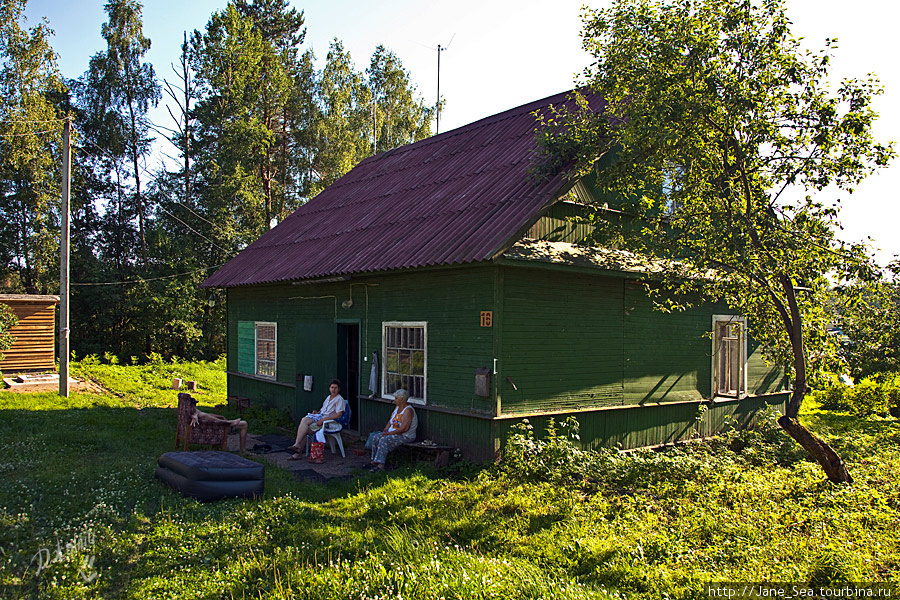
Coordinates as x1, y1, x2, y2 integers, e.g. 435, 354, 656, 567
174, 392, 229, 450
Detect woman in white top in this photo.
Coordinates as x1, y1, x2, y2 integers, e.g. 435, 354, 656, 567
288, 379, 345, 461
367, 388, 417, 471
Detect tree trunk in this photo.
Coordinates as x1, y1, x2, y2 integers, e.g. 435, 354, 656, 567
773, 276, 852, 484
778, 388, 852, 484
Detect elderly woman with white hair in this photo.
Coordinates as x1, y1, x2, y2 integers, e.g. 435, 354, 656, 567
366, 388, 418, 471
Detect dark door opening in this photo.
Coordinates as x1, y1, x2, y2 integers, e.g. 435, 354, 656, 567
337, 323, 360, 431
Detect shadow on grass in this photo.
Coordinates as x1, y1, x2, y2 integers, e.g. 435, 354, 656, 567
0, 400, 418, 598
803, 409, 900, 459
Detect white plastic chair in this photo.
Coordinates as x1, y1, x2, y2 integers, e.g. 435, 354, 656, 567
305, 400, 350, 458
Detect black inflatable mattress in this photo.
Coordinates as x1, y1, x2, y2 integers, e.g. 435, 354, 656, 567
155, 451, 264, 502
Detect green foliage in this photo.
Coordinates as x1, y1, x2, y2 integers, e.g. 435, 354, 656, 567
814, 373, 900, 417
3, 1, 433, 361
538, 0, 893, 423
501, 417, 598, 486
240, 402, 294, 430
719, 408, 809, 467
502, 411, 807, 495
3, 376, 898, 598
0, 0, 66, 294
834, 273, 900, 380
368, 45, 433, 152
0, 302, 17, 361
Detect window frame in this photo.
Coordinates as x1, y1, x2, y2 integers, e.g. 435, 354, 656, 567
254, 321, 277, 380
711, 315, 747, 399
381, 321, 427, 405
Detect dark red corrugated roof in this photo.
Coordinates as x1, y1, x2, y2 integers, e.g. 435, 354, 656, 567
202, 89, 606, 288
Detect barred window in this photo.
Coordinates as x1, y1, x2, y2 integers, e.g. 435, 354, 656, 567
382, 322, 426, 403
255, 322, 277, 379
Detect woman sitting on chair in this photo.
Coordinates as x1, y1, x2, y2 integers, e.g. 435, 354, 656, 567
366, 388, 417, 471
288, 379, 344, 463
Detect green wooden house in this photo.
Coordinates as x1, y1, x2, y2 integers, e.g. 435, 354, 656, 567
203, 91, 787, 461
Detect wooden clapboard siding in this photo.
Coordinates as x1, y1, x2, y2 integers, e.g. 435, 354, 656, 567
492, 392, 787, 456
223, 261, 787, 460
0, 296, 58, 372
226, 266, 496, 432
500, 266, 625, 413
622, 281, 711, 404
525, 201, 594, 243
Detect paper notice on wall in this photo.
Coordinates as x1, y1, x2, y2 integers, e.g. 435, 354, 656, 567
303, 375, 313, 392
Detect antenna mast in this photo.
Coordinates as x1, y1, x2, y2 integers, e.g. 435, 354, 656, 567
436, 44, 445, 134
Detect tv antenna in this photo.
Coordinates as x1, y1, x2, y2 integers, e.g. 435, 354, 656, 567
436, 34, 454, 134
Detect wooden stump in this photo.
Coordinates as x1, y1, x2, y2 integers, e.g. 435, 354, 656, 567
172, 378, 182, 390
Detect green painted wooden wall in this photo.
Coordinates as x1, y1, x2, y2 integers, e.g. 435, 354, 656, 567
225, 259, 786, 461
499, 266, 625, 412
622, 281, 712, 403
226, 266, 497, 431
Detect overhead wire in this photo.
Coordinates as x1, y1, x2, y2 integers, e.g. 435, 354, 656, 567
0, 128, 60, 137
0, 119, 232, 280
78, 133, 231, 237
71, 264, 225, 287
0, 117, 68, 125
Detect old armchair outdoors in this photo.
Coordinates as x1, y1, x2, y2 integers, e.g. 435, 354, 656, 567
174, 392, 229, 450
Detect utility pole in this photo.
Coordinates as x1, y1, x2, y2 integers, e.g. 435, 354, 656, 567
59, 117, 71, 397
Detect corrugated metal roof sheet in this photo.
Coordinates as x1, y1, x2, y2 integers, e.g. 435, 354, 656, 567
203, 89, 606, 288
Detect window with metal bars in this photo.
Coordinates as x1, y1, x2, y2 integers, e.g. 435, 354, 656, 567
382, 322, 426, 403
255, 322, 277, 379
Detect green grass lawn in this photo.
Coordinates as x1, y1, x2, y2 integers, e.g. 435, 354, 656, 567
1, 359, 898, 599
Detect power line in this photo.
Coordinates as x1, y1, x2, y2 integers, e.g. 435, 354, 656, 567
156, 205, 233, 253
0, 117, 67, 125
0, 128, 60, 137
71, 264, 224, 286
79, 134, 231, 239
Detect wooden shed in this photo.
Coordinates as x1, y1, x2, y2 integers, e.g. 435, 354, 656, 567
0, 295, 59, 373
203, 90, 789, 461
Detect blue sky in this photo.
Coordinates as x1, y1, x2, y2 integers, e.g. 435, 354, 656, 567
23, 0, 900, 265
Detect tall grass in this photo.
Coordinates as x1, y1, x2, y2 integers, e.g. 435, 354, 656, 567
1, 361, 898, 598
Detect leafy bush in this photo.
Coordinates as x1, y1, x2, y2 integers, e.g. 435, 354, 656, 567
241, 404, 294, 431
501, 417, 602, 486
719, 407, 806, 467
816, 382, 851, 412
813, 375, 898, 417
502, 410, 805, 495
0, 303, 18, 363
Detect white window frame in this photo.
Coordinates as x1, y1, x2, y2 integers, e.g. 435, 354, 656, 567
712, 315, 747, 399
255, 321, 277, 379
381, 321, 427, 405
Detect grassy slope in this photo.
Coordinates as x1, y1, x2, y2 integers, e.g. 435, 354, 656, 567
0, 360, 898, 599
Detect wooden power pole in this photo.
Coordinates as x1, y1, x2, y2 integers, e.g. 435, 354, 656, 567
59, 117, 71, 397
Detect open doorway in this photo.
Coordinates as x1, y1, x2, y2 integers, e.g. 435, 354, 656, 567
337, 323, 360, 431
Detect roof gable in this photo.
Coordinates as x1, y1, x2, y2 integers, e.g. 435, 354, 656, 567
203, 90, 606, 288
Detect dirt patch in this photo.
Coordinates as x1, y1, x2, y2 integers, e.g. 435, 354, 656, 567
1, 376, 110, 394
235, 433, 372, 480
